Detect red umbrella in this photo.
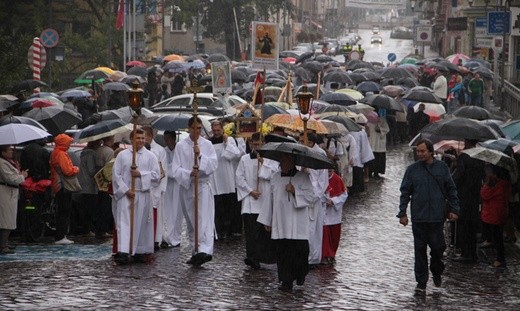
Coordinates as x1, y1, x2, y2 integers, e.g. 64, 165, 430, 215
445, 53, 470, 65
126, 60, 147, 68
30, 98, 57, 108
282, 57, 296, 64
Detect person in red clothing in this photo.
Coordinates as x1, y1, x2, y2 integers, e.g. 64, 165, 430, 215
480, 164, 511, 268
50, 134, 79, 245
321, 169, 348, 264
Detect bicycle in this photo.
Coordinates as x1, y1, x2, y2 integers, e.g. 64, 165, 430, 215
20, 185, 56, 242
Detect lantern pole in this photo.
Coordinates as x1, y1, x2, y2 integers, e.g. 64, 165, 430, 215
186, 80, 205, 253
127, 80, 143, 255
296, 85, 314, 145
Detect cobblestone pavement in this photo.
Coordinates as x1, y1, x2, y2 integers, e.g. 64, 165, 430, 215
1, 144, 520, 310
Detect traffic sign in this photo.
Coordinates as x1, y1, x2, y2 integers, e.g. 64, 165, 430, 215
416, 26, 432, 43
349, 50, 361, 61
487, 11, 510, 35
40, 28, 59, 48
387, 53, 396, 62
475, 17, 488, 37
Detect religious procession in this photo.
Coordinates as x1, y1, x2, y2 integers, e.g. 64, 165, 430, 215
2, 1, 520, 309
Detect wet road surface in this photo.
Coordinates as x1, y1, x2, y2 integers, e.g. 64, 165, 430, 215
1, 144, 519, 310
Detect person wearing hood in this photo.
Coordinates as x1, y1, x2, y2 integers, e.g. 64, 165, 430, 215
50, 134, 80, 245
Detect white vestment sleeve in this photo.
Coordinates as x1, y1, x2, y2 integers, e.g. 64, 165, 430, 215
331, 192, 348, 211
171, 145, 193, 190
112, 152, 129, 201
197, 140, 218, 178
221, 138, 241, 161
293, 175, 316, 208
257, 182, 273, 226
139, 152, 160, 191
235, 157, 253, 201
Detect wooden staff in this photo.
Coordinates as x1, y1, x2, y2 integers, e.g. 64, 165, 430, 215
187, 82, 204, 253
129, 119, 137, 255
315, 72, 321, 99
257, 68, 266, 191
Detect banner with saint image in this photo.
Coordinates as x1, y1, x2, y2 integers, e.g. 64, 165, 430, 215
251, 21, 279, 70
211, 61, 232, 94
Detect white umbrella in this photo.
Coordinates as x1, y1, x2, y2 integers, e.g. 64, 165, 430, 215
0, 123, 50, 145
463, 146, 517, 183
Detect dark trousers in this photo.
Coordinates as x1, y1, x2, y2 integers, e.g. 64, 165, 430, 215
350, 166, 365, 194
55, 189, 72, 241
396, 122, 409, 143
96, 191, 112, 235
229, 193, 242, 234
482, 222, 505, 263
242, 213, 275, 263
369, 152, 386, 175
412, 222, 446, 285
214, 193, 235, 238
458, 217, 478, 260
274, 239, 309, 284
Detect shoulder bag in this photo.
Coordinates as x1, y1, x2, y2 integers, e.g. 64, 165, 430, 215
56, 166, 82, 193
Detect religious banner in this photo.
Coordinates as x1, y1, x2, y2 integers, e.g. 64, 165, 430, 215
211, 61, 232, 94
251, 21, 279, 70
345, 0, 406, 10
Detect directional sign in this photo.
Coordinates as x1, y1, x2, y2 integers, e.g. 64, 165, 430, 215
487, 11, 511, 35
475, 17, 488, 37
387, 53, 396, 62
416, 26, 432, 43
40, 28, 59, 48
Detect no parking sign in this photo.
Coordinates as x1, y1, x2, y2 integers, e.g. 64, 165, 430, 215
416, 26, 432, 43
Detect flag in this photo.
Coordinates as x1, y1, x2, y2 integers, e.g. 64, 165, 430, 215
254, 71, 265, 86
116, 0, 124, 31
253, 71, 265, 105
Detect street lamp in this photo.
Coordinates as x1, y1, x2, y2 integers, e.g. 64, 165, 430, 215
295, 85, 314, 145
468, 0, 473, 6
411, 0, 416, 11
126, 79, 143, 255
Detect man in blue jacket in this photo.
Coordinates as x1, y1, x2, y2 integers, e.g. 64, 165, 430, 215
398, 139, 459, 293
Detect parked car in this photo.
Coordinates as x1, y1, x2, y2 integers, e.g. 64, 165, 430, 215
372, 26, 380, 34
370, 35, 383, 44
390, 26, 414, 39
151, 93, 243, 117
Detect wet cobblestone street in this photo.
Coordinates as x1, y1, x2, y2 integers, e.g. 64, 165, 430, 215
1, 145, 520, 310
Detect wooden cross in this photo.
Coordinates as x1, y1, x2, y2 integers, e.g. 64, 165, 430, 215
186, 80, 205, 116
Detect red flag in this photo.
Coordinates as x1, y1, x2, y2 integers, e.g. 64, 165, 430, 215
254, 71, 265, 86
116, 0, 124, 30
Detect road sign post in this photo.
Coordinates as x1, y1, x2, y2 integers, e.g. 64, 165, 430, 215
28, 38, 46, 93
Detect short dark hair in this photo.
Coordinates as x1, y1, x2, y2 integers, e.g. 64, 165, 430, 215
129, 128, 145, 140
141, 125, 153, 137
416, 139, 434, 153
188, 116, 202, 127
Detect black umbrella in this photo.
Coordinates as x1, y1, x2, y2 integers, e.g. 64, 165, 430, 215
420, 117, 501, 141
23, 106, 82, 136
361, 94, 403, 112
472, 67, 494, 80
258, 103, 289, 120
99, 106, 153, 123
380, 67, 413, 80
257, 142, 335, 170
104, 82, 131, 91
127, 66, 148, 77
207, 53, 230, 63
295, 52, 314, 64
280, 51, 302, 59
75, 119, 131, 143
323, 71, 353, 84
346, 59, 363, 70
11, 80, 48, 94
403, 88, 443, 104
362, 71, 381, 81
151, 114, 193, 131
0, 116, 47, 131
163, 61, 186, 72
349, 62, 375, 71
121, 75, 146, 85
293, 67, 312, 81
264, 133, 297, 143
348, 72, 370, 83
479, 138, 517, 155
452, 106, 491, 120
320, 92, 356, 106
231, 70, 248, 83
321, 115, 362, 132
315, 54, 334, 63
302, 61, 324, 73
356, 81, 381, 93
0, 97, 19, 112
395, 77, 419, 88
479, 119, 506, 137
74, 70, 109, 84
315, 104, 351, 114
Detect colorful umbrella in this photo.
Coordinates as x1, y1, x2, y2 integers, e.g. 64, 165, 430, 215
445, 53, 470, 65
163, 54, 184, 62
74, 69, 109, 84
126, 60, 147, 68
264, 114, 328, 134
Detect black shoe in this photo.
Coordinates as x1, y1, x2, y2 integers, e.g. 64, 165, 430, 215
187, 252, 212, 267
278, 282, 293, 293
415, 283, 426, 293
154, 242, 161, 251
172, 243, 180, 248
296, 276, 305, 286
244, 257, 260, 269
114, 252, 130, 265
308, 264, 319, 270
433, 275, 442, 287
133, 253, 147, 263
160, 241, 171, 248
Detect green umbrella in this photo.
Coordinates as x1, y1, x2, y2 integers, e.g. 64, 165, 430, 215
400, 57, 418, 65
501, 120, 520, 141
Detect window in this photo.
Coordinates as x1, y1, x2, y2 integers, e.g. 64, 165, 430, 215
171, 19, 187, 32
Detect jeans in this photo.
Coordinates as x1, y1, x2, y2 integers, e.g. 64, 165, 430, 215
470, 94, 483, 107
412, 222, 446, 285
